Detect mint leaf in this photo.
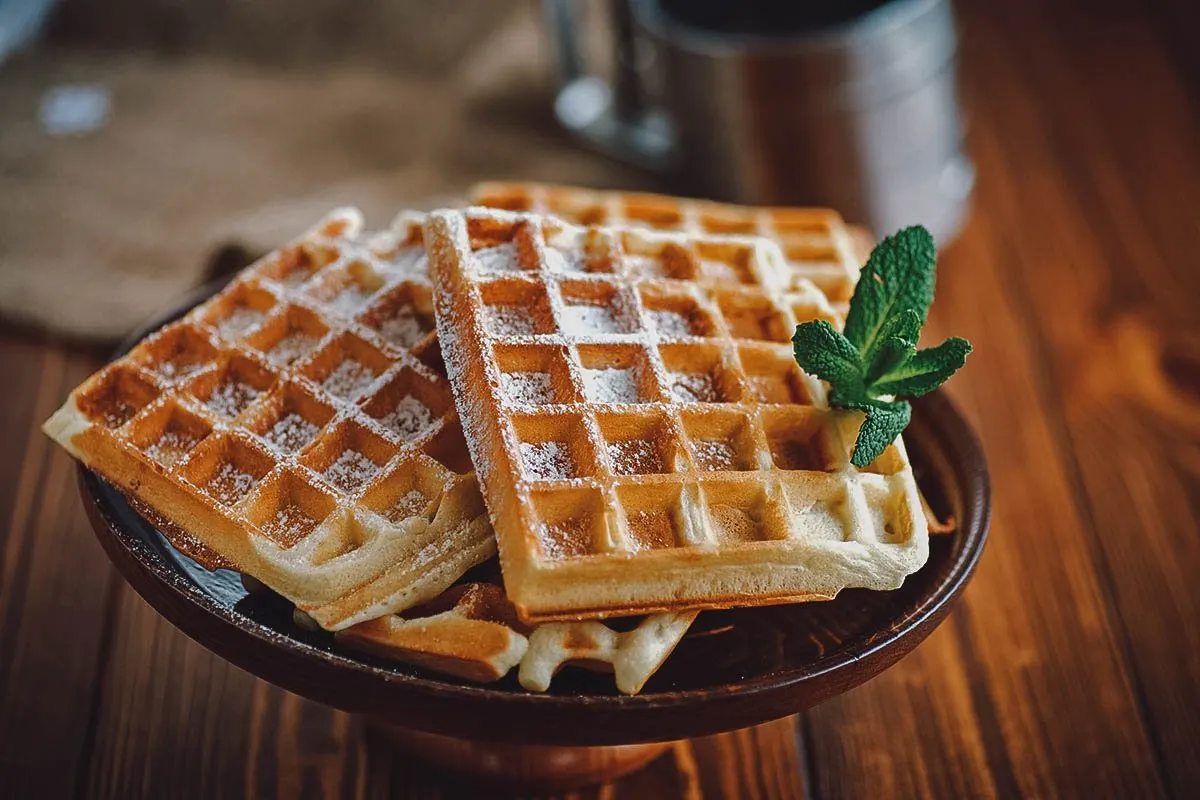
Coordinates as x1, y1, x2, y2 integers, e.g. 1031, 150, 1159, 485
843, 227, 936, 358
864, 336, 915, 386
872, 337, 972, 397
843, 400, 912, 467
790, 224, 970, 470
792, 320, 863, 390
867, 308, 922, 362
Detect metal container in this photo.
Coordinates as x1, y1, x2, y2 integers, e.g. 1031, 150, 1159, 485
543, 0, 974, 243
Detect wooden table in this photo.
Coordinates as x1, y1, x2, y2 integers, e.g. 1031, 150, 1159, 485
2, 0, 1198, 796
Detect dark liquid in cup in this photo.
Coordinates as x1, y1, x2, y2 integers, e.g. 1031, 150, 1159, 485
657, 0, 892, 36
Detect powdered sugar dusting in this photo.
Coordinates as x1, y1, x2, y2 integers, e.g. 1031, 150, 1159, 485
583, 367, 640, 403
626, 509, 676, 550
669, 372, 718, 403
385, 488, 429, 523
501, 371, 554, 405
269, 331, 319, 365
99, 399, 138, 429
538, 518, 592, 559
544, 248, 587, 273
207, 463, 256, 506
328, 285, 375, 317
265, 413, 319, 453
262, 501, 317, 546
623, 254, 667, 279
323, 449, 381, 492
206, 378, 260, 418
521, 441, 575, 480
217, 306, 265, 339
322, 359, 375, 399
153, 358, 205, 384
693, 439, 738, 470
485, 304, 539, 336
377, 305, 432, 348
380, 395, 433, 439
278, 268, 314, 289
607, 439, 664, 475
146, 428, 204, 467
649, 309, 693, 338
562, 304, 625, 335
474, 243, 521, 273
698, 259, 747, 284
376, 247, 426, 278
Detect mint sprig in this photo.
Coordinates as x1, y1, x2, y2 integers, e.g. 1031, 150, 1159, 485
792, 226, 971, 468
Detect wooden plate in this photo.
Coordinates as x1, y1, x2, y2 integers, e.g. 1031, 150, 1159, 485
78, 285, 990, 747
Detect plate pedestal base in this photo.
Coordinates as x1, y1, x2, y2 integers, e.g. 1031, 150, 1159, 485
369, 721, 674, 791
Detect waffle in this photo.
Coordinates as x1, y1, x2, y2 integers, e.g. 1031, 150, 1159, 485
469, 181, 862, 306
476, 188, 966, 539
519, 610, 697, 694
336, 583, 530, 683
337, 581, 696, 694
43, 209, 495, 630
426, 207, 929, 622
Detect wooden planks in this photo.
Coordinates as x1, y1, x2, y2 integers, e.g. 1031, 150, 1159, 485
684, 719, 807, 800
81, 584, 262, 798
962, 0, 1200, 793
916, 206, 1162, 797
0, 344, 119, 799
803, 624, 999, 799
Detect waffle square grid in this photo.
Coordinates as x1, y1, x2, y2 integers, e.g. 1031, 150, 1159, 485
469, 181, 862, 305
427, 207, 929, 622
45, 209, 495, 630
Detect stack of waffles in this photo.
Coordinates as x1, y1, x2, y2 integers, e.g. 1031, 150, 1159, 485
44, 183, 930, 695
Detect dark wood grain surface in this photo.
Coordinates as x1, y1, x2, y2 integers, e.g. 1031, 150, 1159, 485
2, 0, 1198, 796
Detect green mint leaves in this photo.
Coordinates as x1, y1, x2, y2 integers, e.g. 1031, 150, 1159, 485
792, 226, 971, 468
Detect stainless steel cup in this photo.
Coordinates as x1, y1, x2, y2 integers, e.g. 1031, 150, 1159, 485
543, 0, 974, 242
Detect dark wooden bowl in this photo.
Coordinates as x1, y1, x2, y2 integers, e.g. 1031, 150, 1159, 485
77, 285, 989, 786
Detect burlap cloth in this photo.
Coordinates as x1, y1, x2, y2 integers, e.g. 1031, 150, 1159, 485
0, 0, 650, 341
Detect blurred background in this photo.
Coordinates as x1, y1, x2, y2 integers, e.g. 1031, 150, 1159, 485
1, 0, 650, 341
2, 0, 981, 342
2, 0, 1199, 797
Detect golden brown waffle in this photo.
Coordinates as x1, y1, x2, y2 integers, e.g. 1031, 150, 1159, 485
518, 610, 697, 694
336, 583, 530, 683
477, 188, 962, 539
45, 205, 695, 694
426, 207, 929, 622
43, 209, 495, 630
337, 581, 696, 694
469, 181, 861, 305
